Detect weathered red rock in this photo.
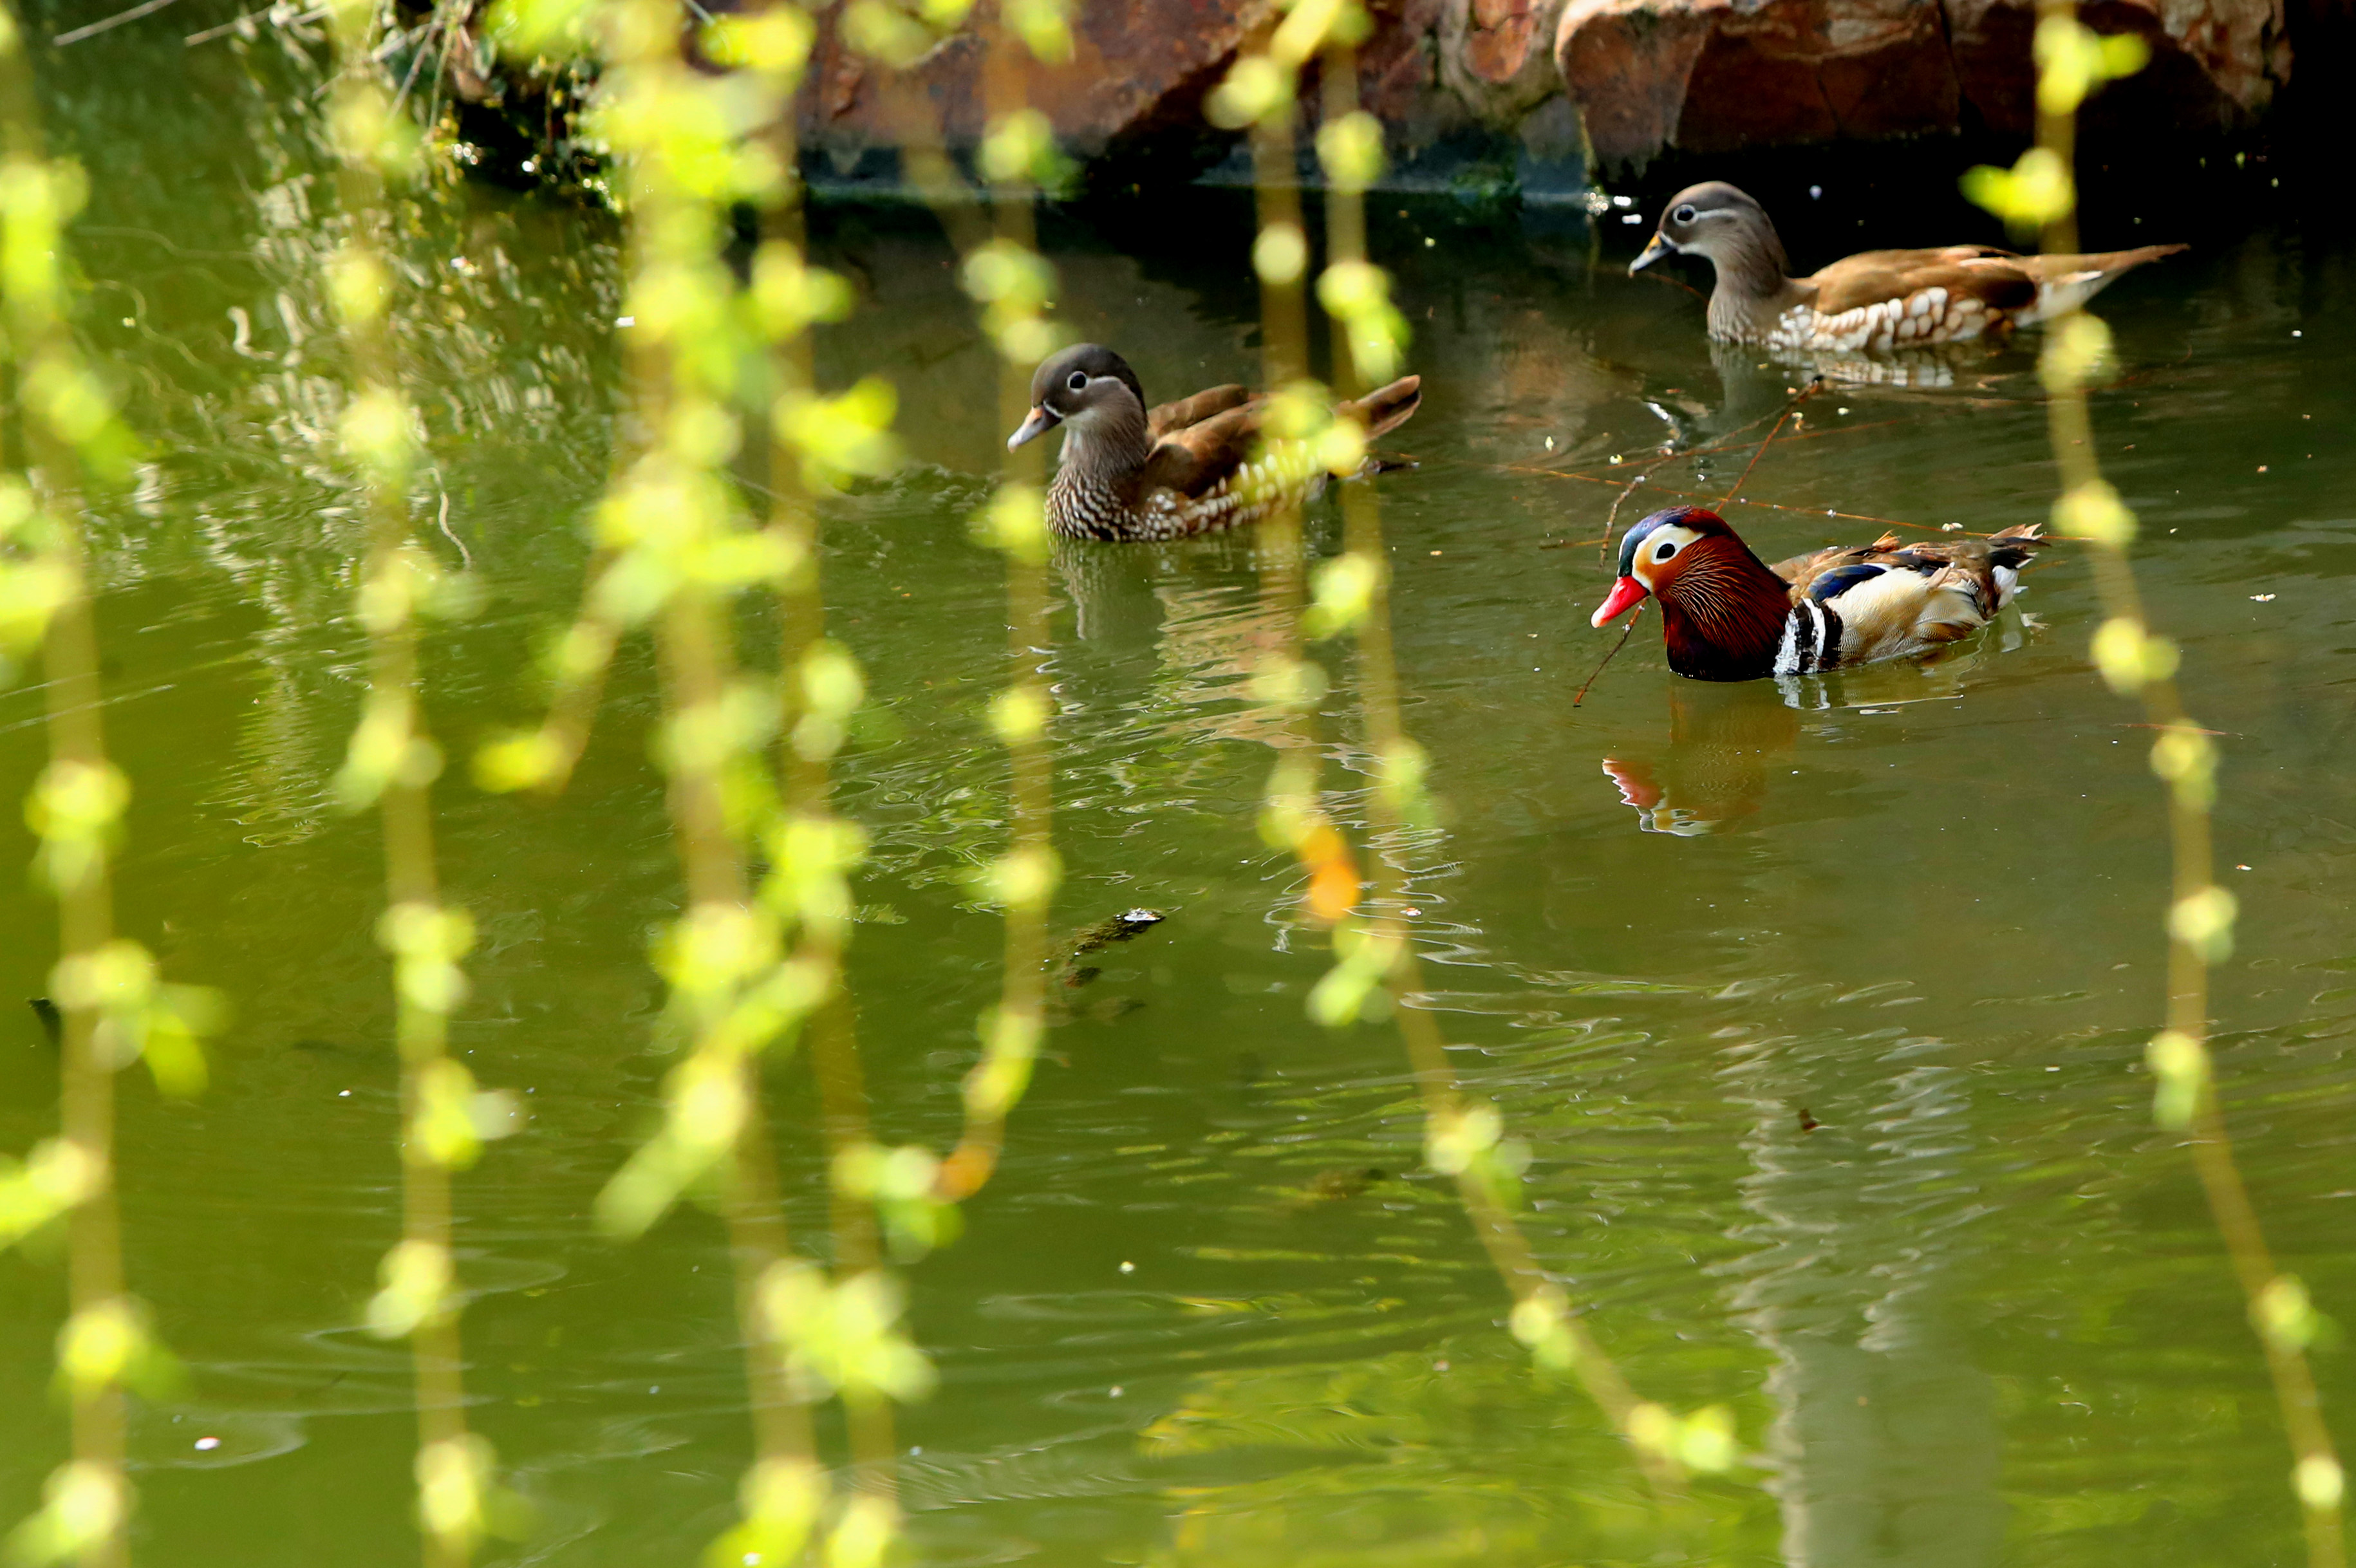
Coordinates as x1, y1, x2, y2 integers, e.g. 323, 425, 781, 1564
798, 0, 1450, 156
1440, 0, 1569, 123
1554, 0, 2290, 170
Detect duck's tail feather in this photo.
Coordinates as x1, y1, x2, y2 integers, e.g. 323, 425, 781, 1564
2022, 244, 2187, 322
1986, 521, 2046, 570
1342, 375, 1422, 442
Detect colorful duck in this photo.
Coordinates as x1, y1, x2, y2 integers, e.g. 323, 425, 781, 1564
1591, 506, 2047, 682
1007, 344, 1422, 542
1631, 182, 2185, 351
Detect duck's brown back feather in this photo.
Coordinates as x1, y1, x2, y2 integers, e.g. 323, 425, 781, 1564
1131, 375, 1423, 505
1808, 243, 2187, 319
1134, 400, 1265, 501
1147, 385, 1252, 437
1771, 523, 2046, 617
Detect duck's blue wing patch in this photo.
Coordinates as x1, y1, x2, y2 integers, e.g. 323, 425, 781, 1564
1806, 563, 1889, 604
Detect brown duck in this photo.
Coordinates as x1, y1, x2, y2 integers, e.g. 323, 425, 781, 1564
1007, 344, 1422, 542
1631, 182, 2185, 352
1591, 505, 2048, 682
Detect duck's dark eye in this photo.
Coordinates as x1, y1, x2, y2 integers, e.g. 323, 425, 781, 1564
1671, 203, 1697, 225
1066, 370, 1089, 392
1653, 539, 1679, 563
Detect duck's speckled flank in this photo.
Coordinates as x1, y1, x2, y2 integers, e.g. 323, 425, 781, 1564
1764, 286, 1995, 353
1047, 438, 1336, 542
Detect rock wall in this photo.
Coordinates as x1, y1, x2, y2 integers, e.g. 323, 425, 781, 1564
438, 0, 2304, 198
797, 0, 1453, 160
1553, 0, 2292, 171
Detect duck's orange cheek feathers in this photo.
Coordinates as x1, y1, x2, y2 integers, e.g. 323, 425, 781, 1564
1592, 575, 1649, 628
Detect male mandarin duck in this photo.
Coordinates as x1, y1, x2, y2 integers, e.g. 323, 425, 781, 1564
1631, 182, 2185, 351
1591, 505, 2047, 682
1007, 344, 1422, 542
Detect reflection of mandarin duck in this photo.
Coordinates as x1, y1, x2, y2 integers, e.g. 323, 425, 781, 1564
1602, 680, 1801, 835
1007, 344, 1421, 542
1591, 507, 2046, 682
1632, 182, 2185, 351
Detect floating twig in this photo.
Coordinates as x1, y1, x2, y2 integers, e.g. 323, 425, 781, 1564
1596, 471, 1647, 567
1573, 602, 1640, 707
1717, 376, 1824, 509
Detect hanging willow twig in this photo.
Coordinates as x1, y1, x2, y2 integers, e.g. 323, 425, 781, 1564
1968, 15, 2344, 1567
0, 7, 221, 1567
931, 0, 1070, 1207
825, 0, 1078, 1220
1259, 14, 1734, 1497
475, 0, 923, 1556
1201, 0, 1361, 937
318, 3, 523, 1564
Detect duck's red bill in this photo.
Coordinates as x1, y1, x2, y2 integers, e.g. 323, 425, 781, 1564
1591, 576, 1648, 628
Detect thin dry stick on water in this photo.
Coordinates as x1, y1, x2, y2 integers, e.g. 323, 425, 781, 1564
1575, 378, 1820, 567
1571, 605, 1639, 709
0, 10, 219, 1567
319, 3, 520, 1562
1969, 13, 2344, 1565
1296, 30, 1728, 1495
1714, 378, 1822, 509
1592, 470, 1650, 565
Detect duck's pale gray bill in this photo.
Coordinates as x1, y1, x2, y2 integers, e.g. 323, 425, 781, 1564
1007, 406, 1058, 451
1629, 233, 1677, 276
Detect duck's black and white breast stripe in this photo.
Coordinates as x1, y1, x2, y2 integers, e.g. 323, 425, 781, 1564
1773, 598, 1842, 676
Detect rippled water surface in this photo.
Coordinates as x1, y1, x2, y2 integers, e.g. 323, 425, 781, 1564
7, 23, 2356, 1568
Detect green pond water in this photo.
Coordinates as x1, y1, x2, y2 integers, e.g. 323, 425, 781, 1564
7, 20, 2356, 1568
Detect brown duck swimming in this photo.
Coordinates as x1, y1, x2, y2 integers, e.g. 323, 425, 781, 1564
1591, 505, 2048, 682
1007, 344, 1422, 542
1631, 182, 2185, 352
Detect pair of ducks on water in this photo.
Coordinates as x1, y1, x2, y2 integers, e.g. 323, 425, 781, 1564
1009, 180, 2185, 686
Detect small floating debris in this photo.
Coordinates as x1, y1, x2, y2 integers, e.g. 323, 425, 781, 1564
1797, 1108, 1820, 1133
1065, 908, 1166, 960
2252, 593, 2276, 602
1054, 910, 1168, 1002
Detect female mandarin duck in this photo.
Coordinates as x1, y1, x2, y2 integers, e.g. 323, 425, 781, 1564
1007, 344, 1421, 541
1591, 506, 2047, 682
1631, 182, 2185, 351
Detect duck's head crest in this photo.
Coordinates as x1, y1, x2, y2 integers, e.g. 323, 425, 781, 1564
1593, 507, 1732, 627
1008, 344, 1148, 450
